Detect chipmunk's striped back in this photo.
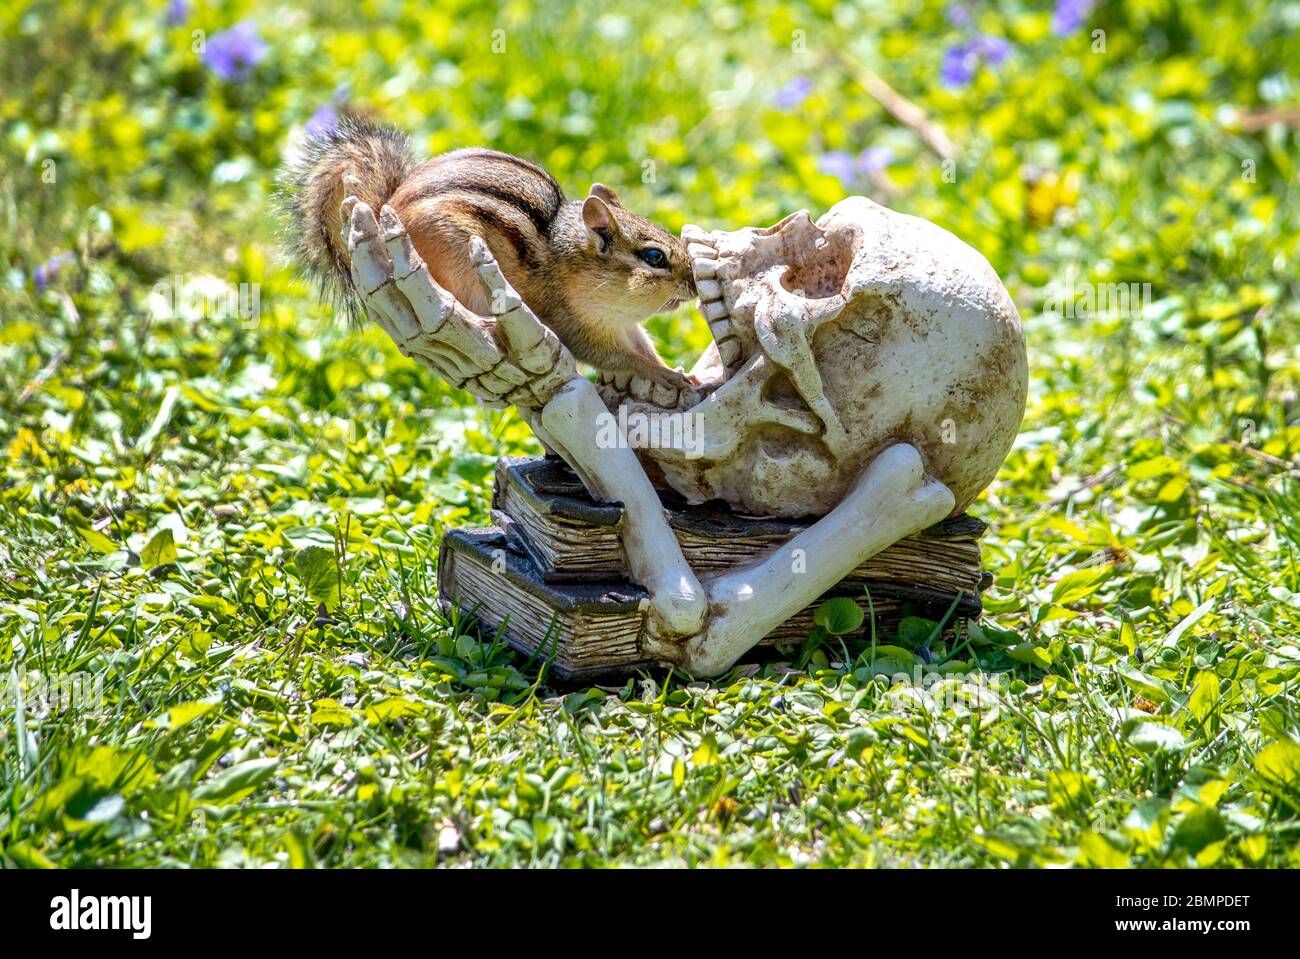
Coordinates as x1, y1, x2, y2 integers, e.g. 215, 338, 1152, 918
385, 148, 574, 316
281, 115, 696, 394
282, 118, 569, 319
399, 148, 565, 271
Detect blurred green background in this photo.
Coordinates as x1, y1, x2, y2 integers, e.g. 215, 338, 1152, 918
1, 0, 1299, 868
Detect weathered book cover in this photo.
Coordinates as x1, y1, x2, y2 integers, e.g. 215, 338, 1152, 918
438, 526, 982, 680
492, 456, 988, 595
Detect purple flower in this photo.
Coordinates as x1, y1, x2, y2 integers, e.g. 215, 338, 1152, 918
34, 252, 75, 291
1052, 0, 1094, 36
202, 21, 267, 82
857, 146, 894, 177
818, 151, 858, 188
940, 43, 978, 88
165, 0, 189, 27
819, 148, 893, 189
305, 103, 338, 138
940, 34, 1012, 88
773, 76, 813, 111
945, 2, 973, 28
970, 34, 1010, 66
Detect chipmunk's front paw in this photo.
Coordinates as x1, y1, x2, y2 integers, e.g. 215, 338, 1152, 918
612, 364, 696, 408
651, 367, 707, 410
649, 365, 692, 392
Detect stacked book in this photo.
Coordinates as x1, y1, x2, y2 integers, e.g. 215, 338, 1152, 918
438, 456, 990, 680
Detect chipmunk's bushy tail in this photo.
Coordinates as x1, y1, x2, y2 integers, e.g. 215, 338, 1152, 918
279, 113, 412, 318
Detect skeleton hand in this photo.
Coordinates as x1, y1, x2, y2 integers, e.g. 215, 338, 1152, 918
345, 197, 577, 412
346, 194, 709, 643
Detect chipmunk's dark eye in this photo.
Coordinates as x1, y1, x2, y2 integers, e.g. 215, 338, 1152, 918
637, 248, 668, 269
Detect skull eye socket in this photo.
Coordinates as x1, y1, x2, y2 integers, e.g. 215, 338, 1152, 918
637, 248, 668, 270
778, 226, 856, 299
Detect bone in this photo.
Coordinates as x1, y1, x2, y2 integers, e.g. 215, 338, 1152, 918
763, 405, 823, 434
536, 379, 706, 641
629, 376, 653, 402
695, 278, 723, 301
692, 257, 719, 279
717, 337, 743, 367
506, 382, 546, 409
468, 237, 575, 395
474, 361, 529, 395
641, 195, 1027, 521
469, 237, 525, 315
699, 299, 729, 322
354, 202, 582, 409
348, 203, 426, 348
651, 381, 679, 408
419, 324, 499, 379
339, 195, 358, 249
378, 205, 406, 244
681, 224, 713, 244
687, 242, 718, 260
707, 317, 733, 339
379, 208, 457, 336
676, 443, 956, 676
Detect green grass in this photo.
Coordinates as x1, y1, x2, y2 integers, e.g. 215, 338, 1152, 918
1, 0, 1299, 867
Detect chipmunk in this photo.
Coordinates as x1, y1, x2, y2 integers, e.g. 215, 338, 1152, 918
283, 114, 695, 392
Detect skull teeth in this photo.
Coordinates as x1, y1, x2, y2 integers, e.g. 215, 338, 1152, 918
684, 230, 748, 379
692, 257, 719, 279
717, 337, 742, 366
682, 224, 713, 245
700, 299, 729, 322
695, 278, 722, 300
650, 381, 679, 408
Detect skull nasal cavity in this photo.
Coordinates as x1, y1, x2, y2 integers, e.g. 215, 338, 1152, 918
779, 227, 855, 299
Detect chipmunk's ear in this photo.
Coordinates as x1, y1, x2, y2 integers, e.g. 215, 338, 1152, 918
582, 194, 619, 253
589, 183, 623, 208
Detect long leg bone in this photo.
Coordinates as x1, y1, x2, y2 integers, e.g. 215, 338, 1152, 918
531, 381, 708, 641
674, 444, 955, 677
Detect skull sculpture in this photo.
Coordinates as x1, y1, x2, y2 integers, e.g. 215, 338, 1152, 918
345, 193, 1025, 676
597, 196, 1028, 519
